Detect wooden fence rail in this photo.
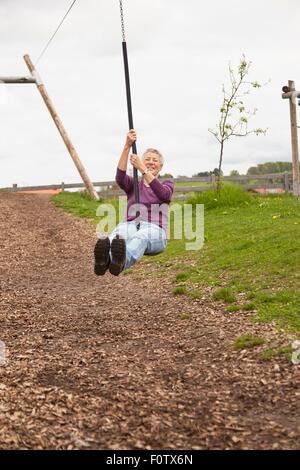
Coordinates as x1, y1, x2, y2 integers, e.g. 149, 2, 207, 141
0, 172, 293, 197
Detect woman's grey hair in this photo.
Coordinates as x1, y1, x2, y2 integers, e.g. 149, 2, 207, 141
142, 148, 164, 165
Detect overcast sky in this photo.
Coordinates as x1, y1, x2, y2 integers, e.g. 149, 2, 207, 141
0, 0, 299, 187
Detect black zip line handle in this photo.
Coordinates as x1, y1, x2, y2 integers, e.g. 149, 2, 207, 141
121, 41, 140, 209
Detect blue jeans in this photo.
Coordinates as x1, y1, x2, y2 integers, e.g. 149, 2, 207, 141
109, 221, 167, 270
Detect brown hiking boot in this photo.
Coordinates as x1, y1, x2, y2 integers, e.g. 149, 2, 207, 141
109, 235, 126, 276
94, 237, 110, 276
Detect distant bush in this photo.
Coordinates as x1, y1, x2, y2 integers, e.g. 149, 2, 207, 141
247, 161, 294, 175
186, 183, 253, 209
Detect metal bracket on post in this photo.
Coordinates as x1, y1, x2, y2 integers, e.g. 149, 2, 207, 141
31, 70, 43, 86
282, 88, 300, 102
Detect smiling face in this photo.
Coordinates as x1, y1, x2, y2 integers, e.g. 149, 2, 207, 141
143, 150, 163, 177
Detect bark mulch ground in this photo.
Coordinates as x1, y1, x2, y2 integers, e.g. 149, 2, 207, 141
0, 192, 299, 450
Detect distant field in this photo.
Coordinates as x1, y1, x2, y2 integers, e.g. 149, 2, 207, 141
174, 181, 210, 188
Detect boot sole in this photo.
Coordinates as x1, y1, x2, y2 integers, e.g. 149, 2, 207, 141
109, 235, 126, 276
94, 237, 110, 276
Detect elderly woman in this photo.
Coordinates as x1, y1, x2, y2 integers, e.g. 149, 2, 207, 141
94, 129, 174, 276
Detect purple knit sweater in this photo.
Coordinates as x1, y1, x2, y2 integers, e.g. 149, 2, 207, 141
116, 168, 174, 231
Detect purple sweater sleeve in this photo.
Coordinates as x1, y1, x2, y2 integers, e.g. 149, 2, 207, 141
149, 178, 174, 203
115, 168, 134, 193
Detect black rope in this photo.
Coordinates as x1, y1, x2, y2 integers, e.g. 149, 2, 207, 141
119, 0, 140, 228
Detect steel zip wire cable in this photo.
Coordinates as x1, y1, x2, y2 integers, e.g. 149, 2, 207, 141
35, 0, 78, 65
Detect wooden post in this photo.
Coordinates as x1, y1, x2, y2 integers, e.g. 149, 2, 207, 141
288, 81, 300, 196
284, 172, 290, 194
23, 54, 99, 201
283, 81, 300, 197
211, 173, 216, 189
